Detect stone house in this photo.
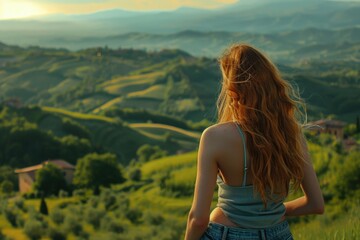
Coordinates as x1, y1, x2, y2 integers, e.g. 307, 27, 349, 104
14, 160, 75, 193
1, 98, 22, 108
308, 119, 346, 140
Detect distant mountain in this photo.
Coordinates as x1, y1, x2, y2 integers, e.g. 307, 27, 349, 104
0, 0, 359, 48
20, 27, 359, 63
33, 9, 152, 21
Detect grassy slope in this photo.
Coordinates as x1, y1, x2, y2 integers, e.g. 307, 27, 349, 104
290, 206, 359, 240
42, 106, 116, 123
41, 106, 200, 163
130, 123, 200, 139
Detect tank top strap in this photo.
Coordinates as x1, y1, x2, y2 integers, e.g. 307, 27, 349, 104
234, 122, 248, 187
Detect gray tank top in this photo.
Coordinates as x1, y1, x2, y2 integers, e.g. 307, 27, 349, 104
216, 122, 286, 228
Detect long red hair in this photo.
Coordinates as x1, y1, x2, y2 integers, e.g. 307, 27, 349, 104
217, 44, 306, 204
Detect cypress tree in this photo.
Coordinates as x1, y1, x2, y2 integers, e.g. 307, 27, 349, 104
39, 196, 48, 215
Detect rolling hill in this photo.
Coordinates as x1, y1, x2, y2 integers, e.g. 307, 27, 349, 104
0, 43, 359, 123
0, 104, 200, 166
55, 27, 360, 61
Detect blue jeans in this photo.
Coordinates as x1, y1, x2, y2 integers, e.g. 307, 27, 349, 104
200, 221, 293, 240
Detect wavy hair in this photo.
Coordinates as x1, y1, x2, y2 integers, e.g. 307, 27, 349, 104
217, 44, 306, 205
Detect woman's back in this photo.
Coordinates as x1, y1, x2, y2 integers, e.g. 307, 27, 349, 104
207, 122, 286, 229
211, 122, 249, 187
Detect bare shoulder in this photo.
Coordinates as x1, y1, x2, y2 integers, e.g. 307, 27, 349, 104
198, 122, 237, 160
201, 122, 237, 141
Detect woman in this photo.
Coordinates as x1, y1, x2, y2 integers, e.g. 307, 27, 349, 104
185, 44, 324, 240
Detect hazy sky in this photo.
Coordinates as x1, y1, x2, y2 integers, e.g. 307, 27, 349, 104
0, 0, 237, 19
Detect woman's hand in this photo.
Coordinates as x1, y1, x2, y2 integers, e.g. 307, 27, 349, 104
283, 135, 325, 216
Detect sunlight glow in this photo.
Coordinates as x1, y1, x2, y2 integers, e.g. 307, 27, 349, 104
0, 0, 45, 19
0, 0, 238, 19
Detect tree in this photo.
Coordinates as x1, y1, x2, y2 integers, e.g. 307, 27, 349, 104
73, 153, 125, 192
33, 163, 67, 196
136, 144, 167, 162
59, 135, 92, 165
0, 180, 14, 195
0, 166, 18, 191
128, 168, 142, 182
332, 151, 360, 199
39, 197, 48, 215
23, 219, 44, 240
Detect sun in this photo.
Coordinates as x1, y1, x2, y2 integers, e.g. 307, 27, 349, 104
0, 0, 45, 20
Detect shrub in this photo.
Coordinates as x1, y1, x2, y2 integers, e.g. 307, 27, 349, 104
115, 193, 130, 212
66, 204, 84, 216
125, 208, 142, 224
73, 189, 87, 198
16, 215, 25, 228
100, 216, 125, 233
87, 196, 99, 208
13, 198, 26, 212
128, 168, 142, 181
57, 201, 71, 209
143, 210, 164, 225
0, 180, 13, 195
23, 219, 44, 240
3, 205, 26, 227
84, 208, 105, 229
23, 191, 37, 199
50, 208, 65, 225
88, 232, 119, 240
332, 151, 360, 199
100, 188, 117, 210
136, 144, 167, 162
48, 227, 67, 240
76, 231, 89, 240
0, 199, 6, 212
0, 229, 8, 240
27, 209, 48, 228
63, 214, 83, 235
3, 207, 17, 227
113, 195, 131, 219
58, 189, 68, 198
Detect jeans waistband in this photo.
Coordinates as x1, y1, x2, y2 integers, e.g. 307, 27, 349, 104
208, 220, 290, 240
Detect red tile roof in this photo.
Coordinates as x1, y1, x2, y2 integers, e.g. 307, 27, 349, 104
15, 160, 75, 173
311, 119, 346, 128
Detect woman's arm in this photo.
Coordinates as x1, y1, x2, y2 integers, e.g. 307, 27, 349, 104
284, 135, 325, 216
185, 127, 219, 240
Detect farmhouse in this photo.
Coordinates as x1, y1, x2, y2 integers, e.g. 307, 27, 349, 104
0, 97, 22, 108
14, 160, 75, 193
308, 119, 346, 140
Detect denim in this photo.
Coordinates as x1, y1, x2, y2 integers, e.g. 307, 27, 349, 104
200, 220, 293, 240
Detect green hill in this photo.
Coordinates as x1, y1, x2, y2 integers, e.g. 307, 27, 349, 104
0, 43, 359, 123
0, 104, 200, 167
